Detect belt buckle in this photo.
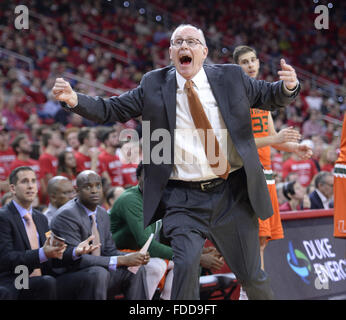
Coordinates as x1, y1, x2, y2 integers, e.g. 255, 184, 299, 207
200, 181, 212, 191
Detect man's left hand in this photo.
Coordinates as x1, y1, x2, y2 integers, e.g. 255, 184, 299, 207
278, 59, 298, 90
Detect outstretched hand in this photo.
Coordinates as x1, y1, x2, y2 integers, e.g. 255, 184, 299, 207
278, 59, 298, 90
275, 127, 301, 144
52, 78, 78, 107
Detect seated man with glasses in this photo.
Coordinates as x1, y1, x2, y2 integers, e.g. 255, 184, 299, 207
309, 171, 334, 209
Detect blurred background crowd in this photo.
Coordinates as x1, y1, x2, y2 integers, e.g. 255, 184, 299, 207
0, 0, 345, 212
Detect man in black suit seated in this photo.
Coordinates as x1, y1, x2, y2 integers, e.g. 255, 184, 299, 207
309, 171, 334, 210
0, 166, 107, 300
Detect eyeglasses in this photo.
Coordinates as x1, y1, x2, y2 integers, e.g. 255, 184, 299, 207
171, 38, 204, 48
323, 182, 333, 188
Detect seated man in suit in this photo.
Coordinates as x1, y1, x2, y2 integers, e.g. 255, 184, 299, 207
44, 176, 76, 227
309, 171, 334, 209
0, 166, 108, 300
51, 170, 150, 300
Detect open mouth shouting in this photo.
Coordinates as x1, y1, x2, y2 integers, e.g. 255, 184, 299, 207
179, 55, 192, 65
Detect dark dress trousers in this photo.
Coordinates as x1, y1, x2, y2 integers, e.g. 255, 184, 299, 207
61, 64, 299, 299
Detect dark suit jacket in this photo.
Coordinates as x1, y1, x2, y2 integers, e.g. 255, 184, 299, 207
62, 64, 299, 226
309, 190, 324, 209
50, 198, 125, 270
0, 201, 75, 283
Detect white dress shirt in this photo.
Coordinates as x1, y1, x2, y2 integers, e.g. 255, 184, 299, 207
315, 189, 330, 209
170, 68, 241, 181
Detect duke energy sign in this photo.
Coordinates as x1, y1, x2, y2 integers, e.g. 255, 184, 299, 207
264, 216, 346, 299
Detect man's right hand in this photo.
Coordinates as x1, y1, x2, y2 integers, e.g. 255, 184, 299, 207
75, 235, 101, 256
117, 252, 150, 267
43, 236, 67, 260
52, 78, 78, 107
274, 127, 301, 144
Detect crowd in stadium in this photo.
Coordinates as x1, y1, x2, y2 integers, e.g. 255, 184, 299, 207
0, 0, 344, 212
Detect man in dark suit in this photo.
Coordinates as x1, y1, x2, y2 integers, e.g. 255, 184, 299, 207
52, 24, 299, 299
309, 171, 334, 209
0, 166, 110, 299
50, 170, 149, 300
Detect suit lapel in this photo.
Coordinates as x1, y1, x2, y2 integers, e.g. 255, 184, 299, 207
161, 68, 177, 135
204, 65, 231, 126
9, 201, 31, 250
75, 199, 93, 236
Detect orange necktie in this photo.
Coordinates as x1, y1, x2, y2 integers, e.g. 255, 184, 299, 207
185, 80, 231, 179
90, 214, 101, 256
23, 213, 42, 277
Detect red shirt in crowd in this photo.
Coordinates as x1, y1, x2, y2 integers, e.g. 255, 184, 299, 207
121, 163, 138, 187
74, 151, 92, 174
39, 152, 58, 178
0, 147, 16, 174
98, 151, 124, 187
282, 158, 318, 187
271, 152, 283, 174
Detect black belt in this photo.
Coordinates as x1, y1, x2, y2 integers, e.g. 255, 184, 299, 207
167, 177, 225, 192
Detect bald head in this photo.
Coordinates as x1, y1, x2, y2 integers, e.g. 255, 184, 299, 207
47, 176, 70, 196
76, 170, 100, 188
47, 176, 75, 208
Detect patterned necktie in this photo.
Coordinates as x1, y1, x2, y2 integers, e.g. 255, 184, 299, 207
184, 80, 231, 179
90, 214, 101, 256
23, 213, 42, 277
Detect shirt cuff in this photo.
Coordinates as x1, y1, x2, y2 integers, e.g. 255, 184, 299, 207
283, 81, 299, 96
72, 248, 81, 261
65, 102, 78, 108
39, 247, 48, 263
109, 256, 118, 271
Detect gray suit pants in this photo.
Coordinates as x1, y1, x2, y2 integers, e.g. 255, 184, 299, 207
162, 167, 274, 300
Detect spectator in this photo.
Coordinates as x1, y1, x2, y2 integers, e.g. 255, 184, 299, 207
309, 171, 334, 210
302, 110, 325, 139
1, 192, 13, 207
305, 89, 323, 112
105, 186, 125, 210
282, 148, 318, 187
279, 181, 310, 212
0, 127, 14, 195
75, 128, 99, 174
64, 127, 80, 151
10, 134, 41, 197
320, 146, 338, 172
57, 148, 77, 186
39, 130, 63, 204
0, 126, 16, 177
119, 141, 142, 188
98, 128, 124, 187
44, 176, 76, 226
